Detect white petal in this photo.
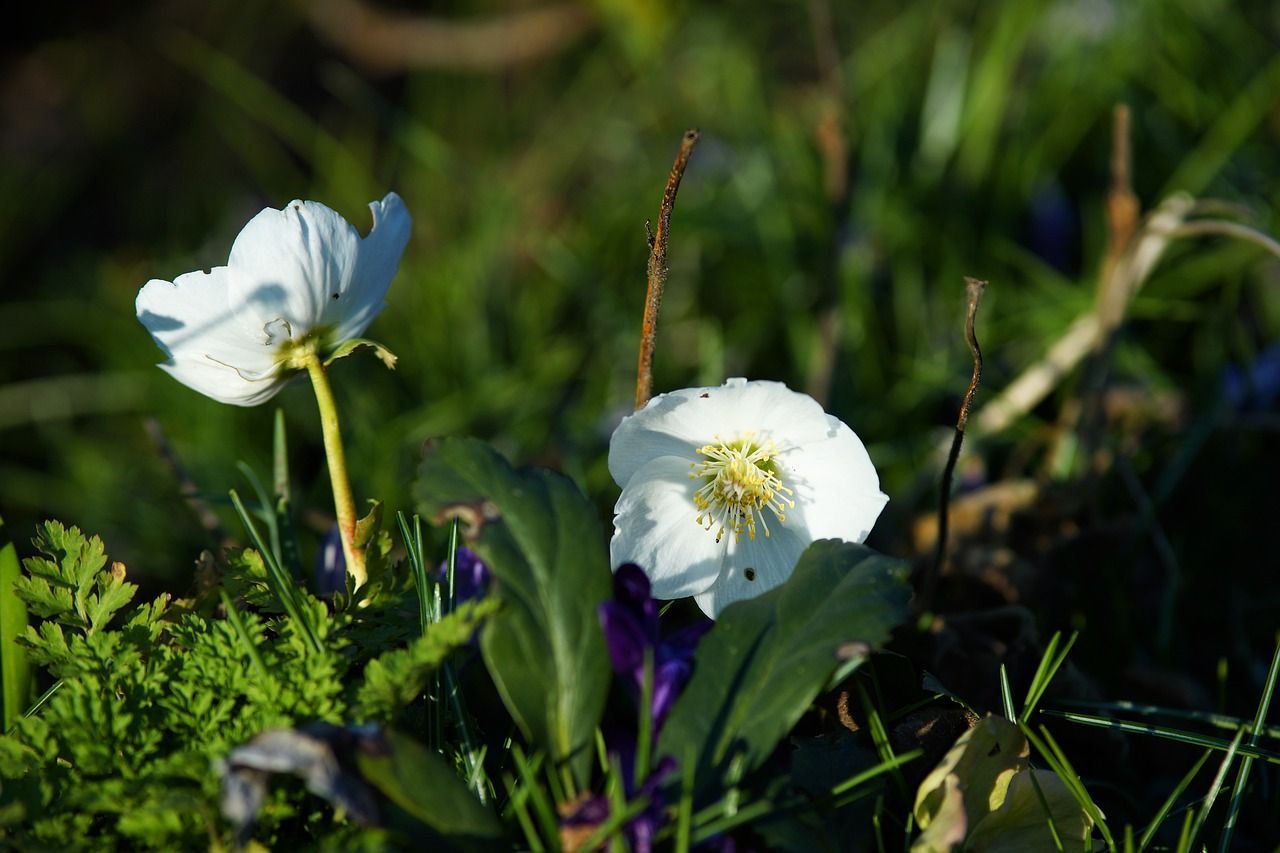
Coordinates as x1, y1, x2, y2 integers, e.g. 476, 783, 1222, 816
159, 358, 289, 406
779, 417, 888, 542
137, 267, 280, 385
693, 521, 809, 617
227, 199, 362, 340
608, 378, 836, 488
326, 192, 412, 342
609, 455, 728, 599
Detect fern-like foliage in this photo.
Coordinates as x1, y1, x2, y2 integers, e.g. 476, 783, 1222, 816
357, 597, 500, 720
0, 522, 489, 850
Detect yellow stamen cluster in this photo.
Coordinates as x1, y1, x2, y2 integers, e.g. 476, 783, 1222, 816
690, 434, 795, 543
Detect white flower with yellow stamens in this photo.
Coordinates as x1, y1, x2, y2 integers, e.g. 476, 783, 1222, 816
609, 377, 888, 617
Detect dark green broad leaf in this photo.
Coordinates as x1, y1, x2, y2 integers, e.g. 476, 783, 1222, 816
415, 437, 611, 782
659, 539, 911, 798
356, 729, 505, 850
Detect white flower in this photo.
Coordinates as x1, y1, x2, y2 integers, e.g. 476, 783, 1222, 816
609, 377, 888, 617
136, 193, 411, 406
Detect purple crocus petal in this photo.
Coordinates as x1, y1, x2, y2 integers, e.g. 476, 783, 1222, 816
662, 619, 713, 659
314, 526, 347, 595
600, 600, 649, 680
437, 546, 491, 602
651, 657, 692, 728
614, 563, 661, 635
562, 793, 611, 827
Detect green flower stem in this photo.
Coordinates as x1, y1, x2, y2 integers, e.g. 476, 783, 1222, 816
302, 351, 366, 588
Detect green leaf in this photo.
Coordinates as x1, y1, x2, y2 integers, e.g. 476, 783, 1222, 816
912, 717, 1096, 853
415, 437, 611, 782
12, 522, 134, 634
356, 597, 500, 720
325, 337, 398, 369
356, 728, 504, 849
1, 514, 32, 729
915, 716, 1028, 837
659, 539, 911, 797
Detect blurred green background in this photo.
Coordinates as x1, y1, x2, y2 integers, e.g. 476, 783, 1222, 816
2, 0, 1279, 682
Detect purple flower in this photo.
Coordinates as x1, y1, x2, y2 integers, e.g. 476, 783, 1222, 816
437, 546, 491, 603
599, 564, 711, 731
314, 526, 347, 595
560, 756, 676, 853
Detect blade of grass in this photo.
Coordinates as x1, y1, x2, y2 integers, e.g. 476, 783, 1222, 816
229, 489, 321, 654
1218, 638, 1280, 852
511, 745, 561, 847
1042, 709, 1280, 764
634, 648, 654, 791
445, 516, 459, 614
502, 772, 546, 853
272, 409, 302, 580
217, 588, 269, 680
20, 679, 62, 723
0, 513, 31, 731
1138, 749, 1212, 851
1057, 698, 1280, 741
396, 512, 432, 635
1021, 724, 1115, 851
1185, 726, 1244, 850
1023, 632, 1078, 721
857, 682, 908, 797
1025, 768, 1066, 852
236, 461, 282, 569
1000, 663, 1018, 724
674, 746, 695, 853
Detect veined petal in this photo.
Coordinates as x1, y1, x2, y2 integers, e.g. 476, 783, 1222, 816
609, 378, 836, 487
693, 521, 809, 617
610, 455, 727, 599
137, 267, 279, 377
327, 192, 412, 342
160, 358, 290, 407
227, 199, 362, 339
779, 418, 888, 542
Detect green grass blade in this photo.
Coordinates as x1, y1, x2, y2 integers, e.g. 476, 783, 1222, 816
0, 513, 31, 731
674, 745, 695, 853
1000, 663, 1018, 723
1138, 749, 1211, 851
1185, 726, 1244, 850
1022, 723, 1115, 851
510, 745, 560, 848
228, 489, 321, 654
396, 511, 432, 634
236, 461, 282, 569
271, 409, 302, 580
1023, 631, 1078, 721
1218, 638, 1280, 852
1025, 768, 1066, 852
218, 588, 269, 680
1042, 709, 1280, 764
1057, 698, 1280, 741
501, 772, 546, 853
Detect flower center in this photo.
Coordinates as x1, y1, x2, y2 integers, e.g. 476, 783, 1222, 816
690, 434, 795, 544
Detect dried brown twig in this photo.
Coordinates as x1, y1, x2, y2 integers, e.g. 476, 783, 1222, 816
635, 129, 700, 411
919, 277, 986, 612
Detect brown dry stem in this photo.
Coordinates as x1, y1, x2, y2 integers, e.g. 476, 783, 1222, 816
634, 129, 700, 411
920, 277, 986, 612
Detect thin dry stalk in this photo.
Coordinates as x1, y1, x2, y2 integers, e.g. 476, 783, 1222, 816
919, 277, 986, 611
635, 129, 700, 411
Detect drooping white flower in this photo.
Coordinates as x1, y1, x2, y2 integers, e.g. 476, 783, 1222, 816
136, 193, 411, 405
609, 377, 888, 617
